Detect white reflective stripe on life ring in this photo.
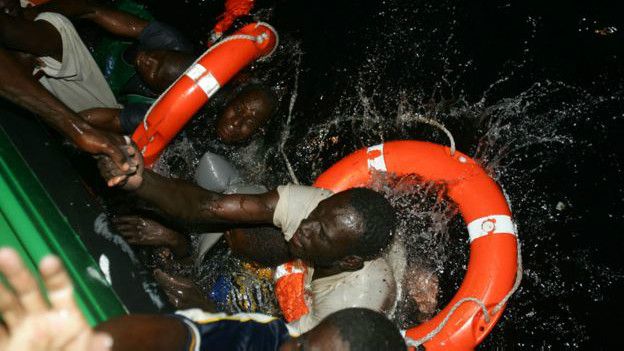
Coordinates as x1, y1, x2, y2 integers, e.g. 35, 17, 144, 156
185, 63, 221, 98
274, 263, 306, 281
196, 73, 220, 97
367, 144, 387, 171
467, 215, 516, 242
186, 63, 207, 80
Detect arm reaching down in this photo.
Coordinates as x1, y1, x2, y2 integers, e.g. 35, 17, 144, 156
0, 47, 133, 172
98, 147, 279, 226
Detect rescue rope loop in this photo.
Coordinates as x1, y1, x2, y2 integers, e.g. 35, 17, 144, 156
254, 22, 280, 60
404, 240, 523, 348
413, 116, 456, 156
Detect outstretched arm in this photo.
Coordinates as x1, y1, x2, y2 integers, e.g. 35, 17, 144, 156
0, 47, 133, 172
25, 0, 149, 38
136, 169, 279, 226
98, 150, 278, 226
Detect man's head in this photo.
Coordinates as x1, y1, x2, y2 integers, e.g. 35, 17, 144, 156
288, 188, 396, 270
216, 84, 277, 144
134, 49, 195, 92
0, 0, 21, 17
280, 308, 406, 351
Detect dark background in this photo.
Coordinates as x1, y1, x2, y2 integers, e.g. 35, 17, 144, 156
134, 0, 624, 348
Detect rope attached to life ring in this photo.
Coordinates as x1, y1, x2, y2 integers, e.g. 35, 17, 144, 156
404, 240, 523, 348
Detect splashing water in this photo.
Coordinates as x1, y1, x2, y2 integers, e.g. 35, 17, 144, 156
142, 0, 623, 347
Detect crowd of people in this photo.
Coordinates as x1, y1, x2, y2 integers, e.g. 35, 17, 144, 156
0, 0, 428, 349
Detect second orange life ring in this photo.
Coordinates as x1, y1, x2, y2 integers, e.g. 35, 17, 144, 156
275, 140, 520, 350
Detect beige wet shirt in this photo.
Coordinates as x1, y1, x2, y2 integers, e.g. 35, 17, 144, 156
34, 13, 120, 112
273, 184, 397, 333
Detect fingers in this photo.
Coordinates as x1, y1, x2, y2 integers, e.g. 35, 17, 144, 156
153, 270, 194, 289
0, 249, 48, 316
0, 323, 7, 349
96, 143, 143, 189
0, 281, 22, 329
96, 155, 129, 187
113, 216, 146, 243
88, 332, 114, 351
112, 215, 143, 227
38, 255, 78, 313
103, 135, 132, 173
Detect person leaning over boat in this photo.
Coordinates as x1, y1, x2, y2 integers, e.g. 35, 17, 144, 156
28, 0, 279, 143
98, 146, 399, 334
0, 46, 134, 173
0, 247, 407, 351
0, 0, 138, 173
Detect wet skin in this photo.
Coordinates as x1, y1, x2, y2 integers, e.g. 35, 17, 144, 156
279, 323, 350, 351
134, 49, 194, 92
216, 87, 275, 143
288, 192, 365, 267
113, 215, 190, 257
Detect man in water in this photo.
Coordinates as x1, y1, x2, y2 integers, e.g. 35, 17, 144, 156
0, 247, 407, 351
98, 147, 398, 333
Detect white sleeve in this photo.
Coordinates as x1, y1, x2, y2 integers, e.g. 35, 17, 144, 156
273, 184, 333, 241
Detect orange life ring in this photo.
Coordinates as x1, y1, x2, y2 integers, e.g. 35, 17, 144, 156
132, 22, 278, 167
276, 140, 519, 350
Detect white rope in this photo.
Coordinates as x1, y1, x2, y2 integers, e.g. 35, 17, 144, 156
282, 150, 300, 185
140, 23, 279, 141
279, 52, 302, 185
413, 116, 456, 156
404, 240, 523, 348
255, 22, 280, 60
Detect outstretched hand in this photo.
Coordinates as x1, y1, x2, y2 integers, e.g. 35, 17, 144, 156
0, 248, 113, 351
153, 270, 214, 311
113, 216, 178, 247
97, 142, 144, 190
74, 128, 138, 175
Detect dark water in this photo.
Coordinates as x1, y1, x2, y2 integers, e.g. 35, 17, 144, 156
139, 0, 623, 348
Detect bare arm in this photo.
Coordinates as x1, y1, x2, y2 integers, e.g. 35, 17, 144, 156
135, 169, 279, 226
0, 13, 62, 60
0, 46, 132, 171
96, 314, 190, 351
25, 0, 149, 38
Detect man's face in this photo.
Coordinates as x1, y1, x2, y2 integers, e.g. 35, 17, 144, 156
216, 89, 272, 143
279, 323, 349, 351
288, 193, 363, 266
0, 0, 21, 17
135, 49, 192, 92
